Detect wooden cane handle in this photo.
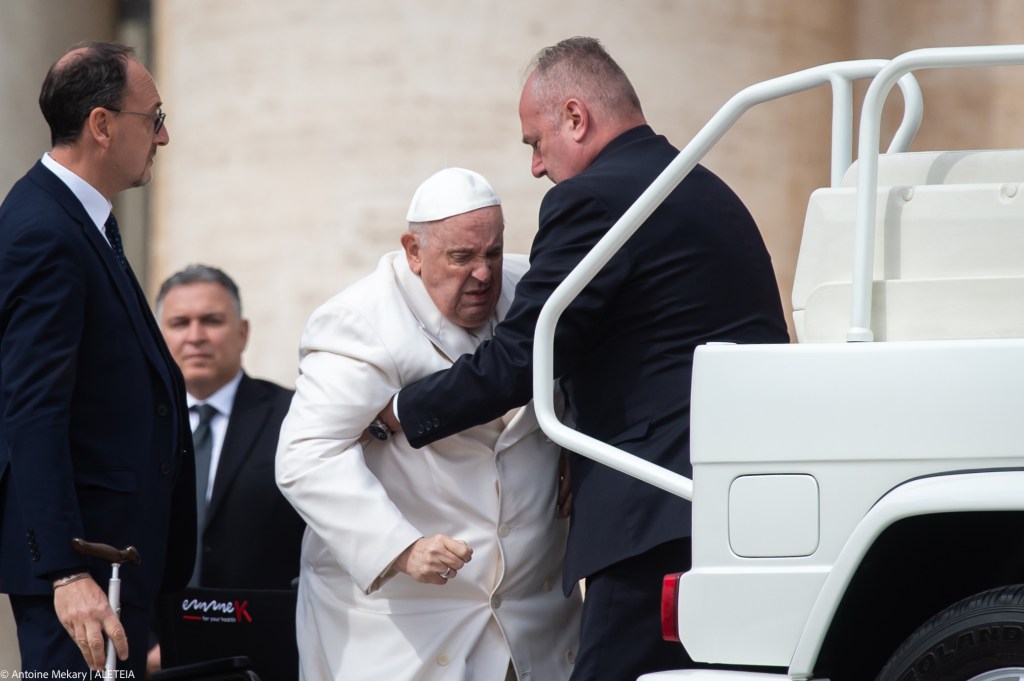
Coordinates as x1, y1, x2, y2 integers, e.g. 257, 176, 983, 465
72, 538, 141, 566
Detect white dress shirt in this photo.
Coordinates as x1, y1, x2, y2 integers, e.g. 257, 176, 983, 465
40, 152, 113, 240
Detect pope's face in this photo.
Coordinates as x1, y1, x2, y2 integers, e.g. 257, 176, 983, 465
403, 206, 504, 330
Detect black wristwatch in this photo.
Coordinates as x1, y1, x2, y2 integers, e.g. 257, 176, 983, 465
368, 416, 392, 441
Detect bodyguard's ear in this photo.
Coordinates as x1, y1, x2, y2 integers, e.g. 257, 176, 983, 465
565, 98, 588, 142
401, 232, 423, 275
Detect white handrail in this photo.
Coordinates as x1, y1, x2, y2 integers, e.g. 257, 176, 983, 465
847, 44, 1024, 342
532, 60, 922, 500
830, 67, 923, 186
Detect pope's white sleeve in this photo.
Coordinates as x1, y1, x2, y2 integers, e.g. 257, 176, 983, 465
276, 301, 422, 593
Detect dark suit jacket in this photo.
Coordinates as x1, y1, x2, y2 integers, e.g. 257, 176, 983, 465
198, 374, 304, 589
0, 161, 196, 606
399, 126, 790, 591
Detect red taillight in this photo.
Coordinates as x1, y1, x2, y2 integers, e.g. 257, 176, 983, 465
660, 572, 683, 642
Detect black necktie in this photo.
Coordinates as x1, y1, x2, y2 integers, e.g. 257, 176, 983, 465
104, 213, 128, 272
190, 403, 218, 586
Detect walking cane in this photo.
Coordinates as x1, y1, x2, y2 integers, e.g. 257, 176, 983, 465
72, 538, 141, 675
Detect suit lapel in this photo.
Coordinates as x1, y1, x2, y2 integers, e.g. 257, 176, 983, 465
80, 221, 177, 397
206, 375, 265, 522
30, 162, 177, 402
494, 403, 534, 453
494, 385, 563, 452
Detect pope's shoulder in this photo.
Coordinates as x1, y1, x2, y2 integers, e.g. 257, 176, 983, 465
502, 252, 529, 284
306, 250, 419, 331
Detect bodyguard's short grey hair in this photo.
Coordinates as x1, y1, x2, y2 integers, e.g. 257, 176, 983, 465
156, 264, 242, 319
526, 36, 643, 123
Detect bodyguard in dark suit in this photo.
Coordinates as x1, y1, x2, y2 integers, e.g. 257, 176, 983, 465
149, 265, 303, 674
379, 38, 790, 680
156, 265, 305, 590
0, 42, 195, 675
198, 374, 302, 587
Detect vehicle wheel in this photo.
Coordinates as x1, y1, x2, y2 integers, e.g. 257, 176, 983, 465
877, 584, 1024, 681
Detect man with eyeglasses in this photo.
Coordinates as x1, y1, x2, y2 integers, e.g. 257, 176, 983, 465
0, 42, 194, 677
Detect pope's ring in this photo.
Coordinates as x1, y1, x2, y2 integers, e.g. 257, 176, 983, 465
439, 567, 453, 579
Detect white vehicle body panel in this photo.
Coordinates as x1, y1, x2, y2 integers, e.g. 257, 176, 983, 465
680, 340, 1024, 668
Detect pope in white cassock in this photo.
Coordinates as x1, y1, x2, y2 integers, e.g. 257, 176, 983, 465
276, 168, 582, 681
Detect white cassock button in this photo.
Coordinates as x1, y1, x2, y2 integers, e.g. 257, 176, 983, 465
437, 654, 450, 666
490, 595, 502, 609
498, 524, 510, 537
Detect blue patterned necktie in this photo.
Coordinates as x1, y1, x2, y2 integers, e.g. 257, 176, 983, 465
104, 213, 128, 271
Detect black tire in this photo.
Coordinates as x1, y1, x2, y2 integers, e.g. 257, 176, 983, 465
876, 584, 1024, 681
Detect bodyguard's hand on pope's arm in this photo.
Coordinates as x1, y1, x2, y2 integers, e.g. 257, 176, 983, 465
53, 575, 128, 671
395, 534, 473, 585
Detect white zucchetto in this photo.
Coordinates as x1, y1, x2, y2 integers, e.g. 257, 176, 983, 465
406, 168, 502, 222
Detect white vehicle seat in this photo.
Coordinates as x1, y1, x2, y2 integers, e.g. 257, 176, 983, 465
793, 149, 1024, 342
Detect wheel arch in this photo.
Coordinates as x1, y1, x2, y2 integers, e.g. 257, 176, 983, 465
789, 470, 1024, 681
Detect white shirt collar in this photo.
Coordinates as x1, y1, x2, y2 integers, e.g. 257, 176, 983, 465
40, 152, 112, 235
390, 251, 499, 361
187, 370, 244, 419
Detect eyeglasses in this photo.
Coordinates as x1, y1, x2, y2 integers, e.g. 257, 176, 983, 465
105, 107, 166, 134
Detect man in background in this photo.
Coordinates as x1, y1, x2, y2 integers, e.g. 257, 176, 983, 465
147, 265, 304, 672
156, 264, 303, 590
0, 42, 194, 675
